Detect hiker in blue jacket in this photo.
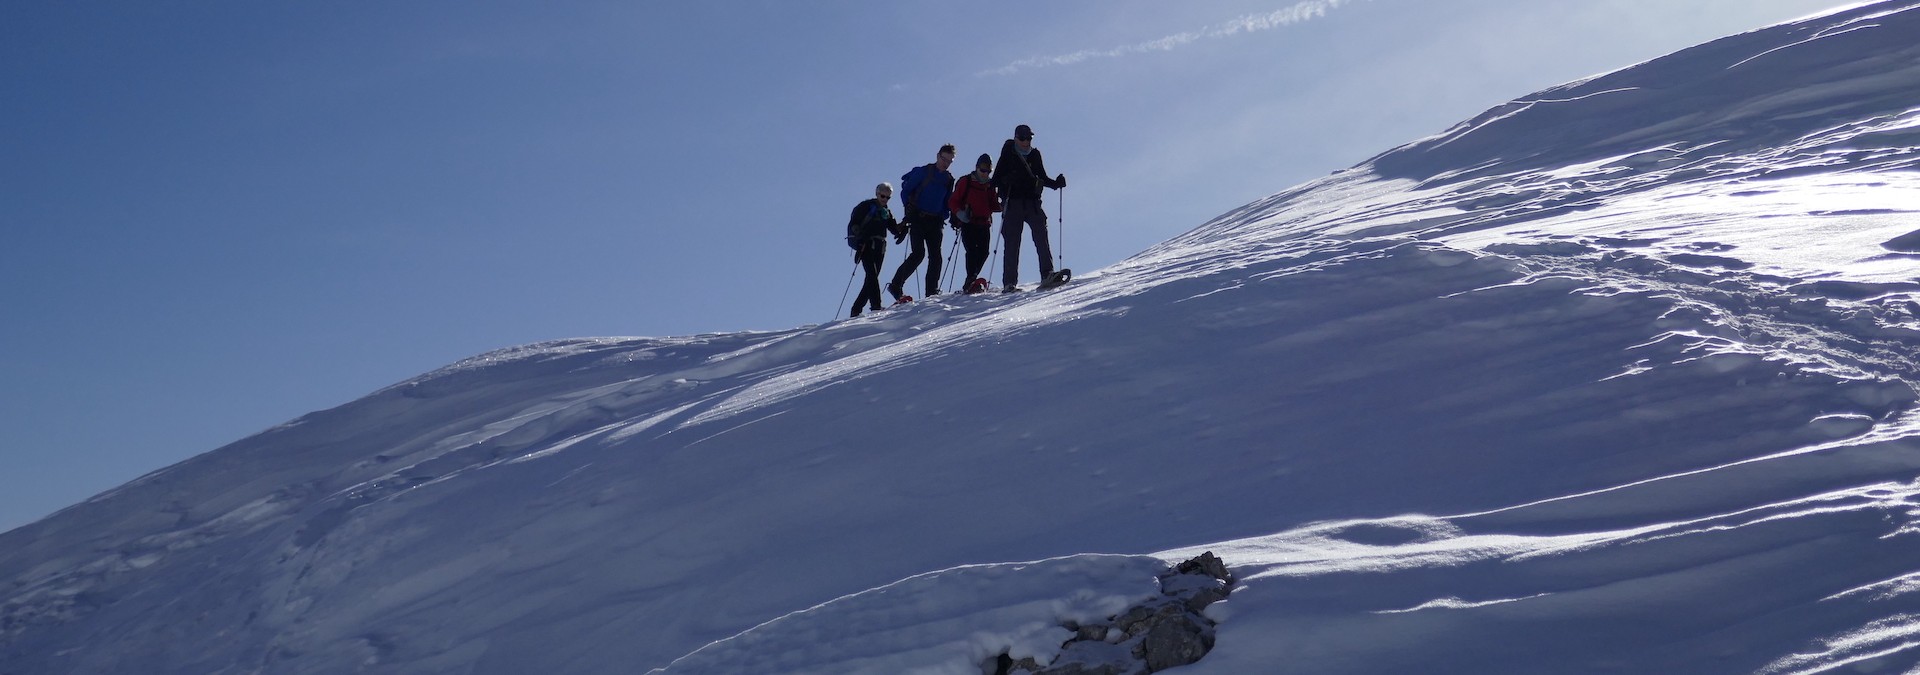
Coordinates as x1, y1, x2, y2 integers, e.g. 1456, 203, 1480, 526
888, 144, 957, 301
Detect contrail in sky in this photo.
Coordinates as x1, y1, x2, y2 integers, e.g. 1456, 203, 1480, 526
979, 0, 1358, 77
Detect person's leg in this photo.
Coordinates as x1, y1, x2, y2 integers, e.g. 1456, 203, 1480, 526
963, 223, 989, 282
889, 225, 925, 299
1029, 206, 1054, 280
854, 247, 886, 313
920, 220, 944, 296
852, 268, 871, 315
1001, 201, 1030, 288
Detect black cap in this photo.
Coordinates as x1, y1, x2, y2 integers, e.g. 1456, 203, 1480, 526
976, 153, 992, 168
1014, 124, 1034, 140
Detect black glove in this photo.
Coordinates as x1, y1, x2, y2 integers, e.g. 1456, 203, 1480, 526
1055, 173, 1067, 188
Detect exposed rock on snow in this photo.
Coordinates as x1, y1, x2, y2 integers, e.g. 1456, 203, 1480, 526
996, 553, 1235, 675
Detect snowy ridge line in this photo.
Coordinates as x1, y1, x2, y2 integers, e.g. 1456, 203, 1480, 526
1363, 2, 1920, 184
1517, 87, 1642, 105
683, 223, 1442, 430
1728, 21, 1886, 70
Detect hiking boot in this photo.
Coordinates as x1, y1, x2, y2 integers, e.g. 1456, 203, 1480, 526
885, 282, 904, 301
1002, 285, 1021, 293
926, 288, 941, 297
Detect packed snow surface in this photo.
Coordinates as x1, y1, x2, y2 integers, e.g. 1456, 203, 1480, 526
6, 3, 1920, 674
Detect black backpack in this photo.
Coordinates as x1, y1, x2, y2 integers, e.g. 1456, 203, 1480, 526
845, 199, 893, 249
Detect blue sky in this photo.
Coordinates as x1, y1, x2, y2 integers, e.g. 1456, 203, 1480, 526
0, 0, 1846, 531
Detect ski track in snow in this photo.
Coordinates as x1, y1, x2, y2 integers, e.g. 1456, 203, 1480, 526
7, 3, 1920, 674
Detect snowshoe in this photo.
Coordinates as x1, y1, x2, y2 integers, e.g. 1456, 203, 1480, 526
892, 296, 914, 306
1038, 269, 1072, 290
964, 278, 990, 295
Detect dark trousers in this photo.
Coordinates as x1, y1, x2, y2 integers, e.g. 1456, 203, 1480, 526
960, 222, 992, 283
1001, 198, 1053, 287
890, 212, 945, 296
850, 241, 886, 316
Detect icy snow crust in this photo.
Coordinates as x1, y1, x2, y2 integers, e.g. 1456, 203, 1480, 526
6, 3, 1920, 673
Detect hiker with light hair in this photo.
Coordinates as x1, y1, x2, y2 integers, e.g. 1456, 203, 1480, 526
845, 182, 899, 317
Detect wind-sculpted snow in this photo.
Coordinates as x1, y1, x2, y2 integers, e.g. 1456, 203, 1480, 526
6, 3, 1920, 674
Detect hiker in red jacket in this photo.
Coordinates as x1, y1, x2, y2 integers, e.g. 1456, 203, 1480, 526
947, 153, 1002, 294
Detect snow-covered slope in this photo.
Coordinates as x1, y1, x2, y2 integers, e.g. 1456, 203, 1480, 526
7, 3, 1920, 673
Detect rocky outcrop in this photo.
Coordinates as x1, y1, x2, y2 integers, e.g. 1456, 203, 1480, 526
988, 552, 1234, 675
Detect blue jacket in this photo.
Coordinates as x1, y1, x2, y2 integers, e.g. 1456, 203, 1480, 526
900, 164, 954, 219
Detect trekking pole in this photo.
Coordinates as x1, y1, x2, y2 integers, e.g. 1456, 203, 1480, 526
1057, 187, 1066, 273
835, 259, 858, 320
988, 229, 1002, 290
943, 237, 960, 292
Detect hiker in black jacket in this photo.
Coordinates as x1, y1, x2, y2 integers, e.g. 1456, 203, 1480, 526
845, 182, 899, 317
991, 124, 1065, 292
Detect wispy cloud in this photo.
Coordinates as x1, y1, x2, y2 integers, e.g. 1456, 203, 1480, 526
979, 0, 1359, 77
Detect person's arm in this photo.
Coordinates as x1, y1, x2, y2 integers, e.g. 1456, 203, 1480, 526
1033, 150, 1065, 190
901, 166, 925, 212
991, 140, 1017, 190
948, 178, 967, 215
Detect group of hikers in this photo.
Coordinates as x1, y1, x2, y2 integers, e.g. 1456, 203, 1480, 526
845, 124, 1068, 317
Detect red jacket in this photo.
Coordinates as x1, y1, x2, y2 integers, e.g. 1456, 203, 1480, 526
947, 172, 1001, 226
